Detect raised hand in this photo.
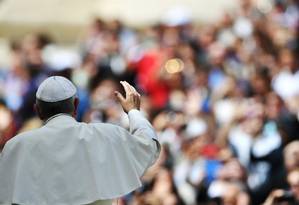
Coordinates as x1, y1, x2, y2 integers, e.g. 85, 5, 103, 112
114, 81, 141, 113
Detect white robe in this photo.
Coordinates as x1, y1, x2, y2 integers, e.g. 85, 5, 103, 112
0, 109, 160, 205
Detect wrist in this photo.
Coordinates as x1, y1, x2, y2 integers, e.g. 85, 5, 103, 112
127, 108, 140, 114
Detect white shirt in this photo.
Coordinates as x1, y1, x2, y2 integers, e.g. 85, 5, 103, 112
272, 70, 299, 100
0, 109, 160, 205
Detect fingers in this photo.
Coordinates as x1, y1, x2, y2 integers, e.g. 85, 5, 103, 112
124, 81, 136, 93
120, 81, 140, 97
120, 81, 131, 97
125, 81, 140, 97
114, 91, 125, 103
116, 81, 141, 112
271, 190, 285, 198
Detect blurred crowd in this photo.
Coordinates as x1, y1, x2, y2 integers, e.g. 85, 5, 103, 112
1, 0, 299, 204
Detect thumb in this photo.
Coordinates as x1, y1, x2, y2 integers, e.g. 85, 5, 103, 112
114, 91, 125, 103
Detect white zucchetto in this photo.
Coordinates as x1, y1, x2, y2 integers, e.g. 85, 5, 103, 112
36, 76, 77, 102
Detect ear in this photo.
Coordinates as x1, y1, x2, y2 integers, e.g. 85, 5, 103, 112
34, 103, 43, 120
73, 97, 79, 117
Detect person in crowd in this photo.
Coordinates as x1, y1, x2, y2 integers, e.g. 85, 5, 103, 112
263, 169, 299, 205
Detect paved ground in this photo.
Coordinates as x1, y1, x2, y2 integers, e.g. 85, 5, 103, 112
0, 0, 238, 26
0, 0, 238, 66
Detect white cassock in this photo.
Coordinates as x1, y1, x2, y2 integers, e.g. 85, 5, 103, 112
0, 109, 160, 205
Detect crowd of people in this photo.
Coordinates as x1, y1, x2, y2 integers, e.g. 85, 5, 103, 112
1, 0, 299, 204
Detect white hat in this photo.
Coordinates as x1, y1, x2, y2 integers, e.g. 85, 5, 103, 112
185, 118, 207, 139
36, 76, 77, 102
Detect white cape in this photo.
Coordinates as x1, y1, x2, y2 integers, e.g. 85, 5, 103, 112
0, 110, 160, 205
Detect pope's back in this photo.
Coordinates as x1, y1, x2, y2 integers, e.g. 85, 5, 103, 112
0, 76, 160, 205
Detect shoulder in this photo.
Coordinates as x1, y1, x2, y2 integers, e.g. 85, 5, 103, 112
87, 122, 130, 143
4, 127, 45, 149
88, 122, 126, 133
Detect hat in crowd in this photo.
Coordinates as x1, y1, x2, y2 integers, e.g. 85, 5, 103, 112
185, 118, 207, 139
36, 76, 77, 102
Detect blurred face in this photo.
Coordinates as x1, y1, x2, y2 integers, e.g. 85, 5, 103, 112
242, 101, 265, 136
288, 171, 299, 201
91, 80, 118, 108
89, 19, 103, 36
162, 27, 180, 47
279, 49, 295, 71
198, 26, 215, 48
218, 159, 245, 181
153, 169, 173, 199
163, 194, 178, 205
251, 75, 269, 95
265, 92, 282, 120
284, 142, 299, 171
208, 43, 225, 66
22, 34, 40, 53
222, 183, 239, 205
0, 106, 12, 132
244, 116, 264, 136
10, 50, 25, 74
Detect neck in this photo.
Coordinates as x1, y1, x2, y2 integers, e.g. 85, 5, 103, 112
44, 113, 74, 124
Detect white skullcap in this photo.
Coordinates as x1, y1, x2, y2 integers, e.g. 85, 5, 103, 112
36, 76, 77, 102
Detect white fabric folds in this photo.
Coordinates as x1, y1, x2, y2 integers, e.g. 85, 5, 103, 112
0, 110, 160, 205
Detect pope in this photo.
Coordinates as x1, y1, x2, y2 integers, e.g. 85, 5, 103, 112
0, 76, 160, 205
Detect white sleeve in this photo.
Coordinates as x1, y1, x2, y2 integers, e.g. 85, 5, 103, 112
127, 109, 161, 166
89, 109, 160, 187
128, 109, 158, 140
